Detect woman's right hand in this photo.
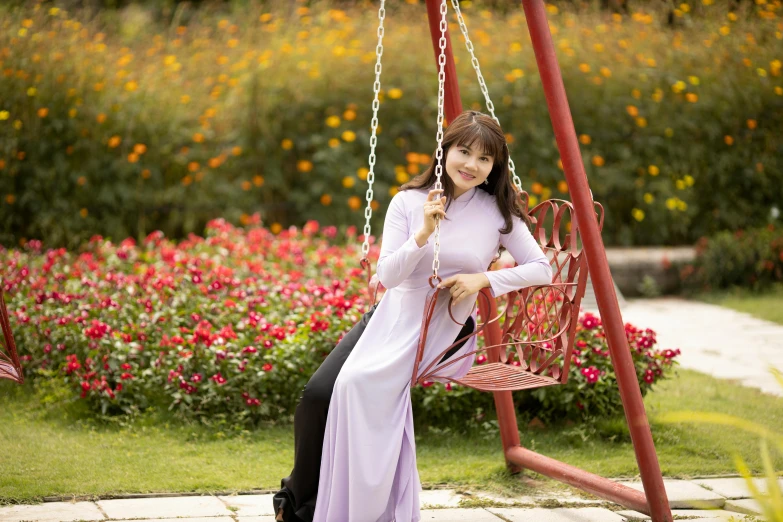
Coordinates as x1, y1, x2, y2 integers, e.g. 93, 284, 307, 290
416, 189, 446, 246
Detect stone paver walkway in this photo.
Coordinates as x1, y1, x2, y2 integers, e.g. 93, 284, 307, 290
3, 477, 781, 522
620, 297, 783, 397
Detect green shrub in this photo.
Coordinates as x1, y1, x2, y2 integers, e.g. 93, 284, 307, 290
1, 1, 782, 248
682, 224, 783, 292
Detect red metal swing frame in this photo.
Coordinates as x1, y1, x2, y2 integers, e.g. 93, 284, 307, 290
421, 1, 672, 520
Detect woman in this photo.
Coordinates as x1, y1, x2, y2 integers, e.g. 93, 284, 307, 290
274, 110, 552, 522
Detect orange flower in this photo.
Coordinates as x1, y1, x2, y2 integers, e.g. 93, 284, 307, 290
253, 175, 264, 187
531, 182, 543, 195
592, 155, 605, 167
724, 135, 734, 146
188, 162, 200, 172
37, 107, 48, 118
141, 169, 151, 179
96, 113, 107, 124
320, 194, 332, 206
80, 208, 88, 218
108, 136, 121, 148
127, 152, 139, 163
241, 180, 252, 191
348, 196, 361, 210
297, 160, 313, 173
193, 132, 205, 143
133, 143, 147, 155
232, 146, 242, 156
747, 119, 757, 129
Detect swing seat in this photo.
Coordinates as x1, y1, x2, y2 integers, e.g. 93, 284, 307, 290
410, 193, 603, 393
0, 285, 24, 384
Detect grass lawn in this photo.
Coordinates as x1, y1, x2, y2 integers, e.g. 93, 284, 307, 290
1, 369, 782, 503
698, 284, 783, 326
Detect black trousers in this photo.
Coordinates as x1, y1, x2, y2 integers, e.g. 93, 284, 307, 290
272, 304, 475, 522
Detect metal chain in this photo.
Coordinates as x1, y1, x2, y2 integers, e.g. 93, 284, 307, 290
361, 0, 386, 259
450, 0, 523, 193
430, 0, 449, 281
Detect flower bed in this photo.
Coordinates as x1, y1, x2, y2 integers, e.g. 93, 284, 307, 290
1, 219, 678, 427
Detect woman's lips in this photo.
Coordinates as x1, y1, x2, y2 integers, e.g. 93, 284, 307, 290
458, 170, 475, 180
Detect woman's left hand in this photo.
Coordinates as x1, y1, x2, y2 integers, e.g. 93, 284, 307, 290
438, 274, 490, 305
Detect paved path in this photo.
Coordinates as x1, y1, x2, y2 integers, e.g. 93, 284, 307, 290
2, 477, 780, 521
618, 298, 783, 397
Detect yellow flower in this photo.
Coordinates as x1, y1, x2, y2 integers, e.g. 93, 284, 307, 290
68, 108, 77, 118
125, 81, 138, 92
348, 196, 361, 210
253, 175, 264, 187
80, 208, 88, 218
281, 139, 293, 150
342, 130, 356, 142
774, 87, 783, 96
635, 117, 648, 128
388, 186, 399, 197
643, 193, 654, 204
688, 76, 700, 85
578, 63, 591, 73
357, 167, 369, 180
719, 26, 730, 36
297, 160, 313, 173
599, 67, 611, 78
27, 87, 37, 97
396, 172, 410, 184
320, 194, 332, 206
13, 120, 22, 130
328, 138, 340, 148
181, 95, 191, 104
665, 198, 678, 210
528, 195, 539, 206
664, 128, 674, 137
0, 111, 9, 120
593, 43, 605, 53
672, 81, 686, 93
388, 88, 403, 99
592, 155, 605, 167
232, 146, 242, 156
579, 134, 591, 145
632, 208, 645, 222
648, 165, 659, 176
676, 179, 686, 190
326, 115, 341, 128
684, 175, 695, 186
677, 200, 688, 211
342, 176, 356, 188
108, 136, 121, 148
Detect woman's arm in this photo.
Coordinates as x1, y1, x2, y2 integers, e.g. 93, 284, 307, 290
375, 193, 430, 289
482, 216, 553, 298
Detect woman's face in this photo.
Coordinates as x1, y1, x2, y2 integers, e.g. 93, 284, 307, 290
444, 143, 494, 197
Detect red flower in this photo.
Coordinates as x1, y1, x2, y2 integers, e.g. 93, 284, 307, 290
262, 363, 273, 372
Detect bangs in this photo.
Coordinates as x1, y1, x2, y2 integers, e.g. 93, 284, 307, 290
454, 122, 503, 161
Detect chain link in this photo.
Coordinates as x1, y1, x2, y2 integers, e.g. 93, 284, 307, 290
430, 0, 450, 280
361, 0, 386, 259
450, 0, 523, 193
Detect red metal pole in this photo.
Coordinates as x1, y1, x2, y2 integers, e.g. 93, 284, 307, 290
424, 0, 462, 122
425, 0, 521, 473
520, 1, 672, 520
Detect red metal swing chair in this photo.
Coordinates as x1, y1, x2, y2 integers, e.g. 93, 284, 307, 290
355, 1, 674, 521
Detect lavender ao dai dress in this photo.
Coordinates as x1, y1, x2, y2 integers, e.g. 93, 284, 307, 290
312, 187, 553, 522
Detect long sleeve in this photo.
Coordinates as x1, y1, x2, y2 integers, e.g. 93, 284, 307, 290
482, 215, 553, 298
375, 193, 429, 289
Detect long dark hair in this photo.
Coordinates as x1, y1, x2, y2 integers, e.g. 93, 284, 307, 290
400, 110, 527, 235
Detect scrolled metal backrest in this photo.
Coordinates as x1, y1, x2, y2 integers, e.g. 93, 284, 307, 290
496, 193, 604, 384
0, 284, 24, 384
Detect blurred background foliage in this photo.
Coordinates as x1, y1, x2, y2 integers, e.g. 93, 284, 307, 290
0, 0, 781, 249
